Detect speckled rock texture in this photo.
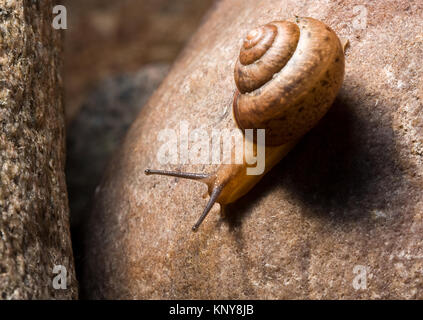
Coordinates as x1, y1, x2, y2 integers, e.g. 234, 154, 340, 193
83, 0, 423, 299
0, 1, 77, 299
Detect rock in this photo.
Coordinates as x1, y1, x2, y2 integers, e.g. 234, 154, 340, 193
66, 64, 169, 228
0, 1, 77, 299
82, 0, 423, 299
62, 0, 215, 122
66, 64, 169, 295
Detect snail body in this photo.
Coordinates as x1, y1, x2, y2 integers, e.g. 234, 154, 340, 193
145, 17, 345, 231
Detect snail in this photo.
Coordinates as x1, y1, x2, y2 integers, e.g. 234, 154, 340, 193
145, 17, 345, 231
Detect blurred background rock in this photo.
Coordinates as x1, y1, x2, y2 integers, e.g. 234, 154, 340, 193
63, 0, 215, 287
62, 0, 214, 122
66, 64, 169, 227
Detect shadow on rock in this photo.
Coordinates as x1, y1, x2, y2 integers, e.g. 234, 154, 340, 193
225, 84, 405, 230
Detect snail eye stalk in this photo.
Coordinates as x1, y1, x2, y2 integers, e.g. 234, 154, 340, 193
191, 186, 222, 232
144, 169, 210, 180
145, 169, 220, 231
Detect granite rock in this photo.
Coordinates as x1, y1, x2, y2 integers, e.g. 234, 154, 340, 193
0, 1, 77, 299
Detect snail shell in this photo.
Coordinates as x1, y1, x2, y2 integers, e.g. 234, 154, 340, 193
233, 17, 345, 145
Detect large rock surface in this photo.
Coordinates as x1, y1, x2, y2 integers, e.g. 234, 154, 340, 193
0, 1, 77, 299
82, 0, 423, 299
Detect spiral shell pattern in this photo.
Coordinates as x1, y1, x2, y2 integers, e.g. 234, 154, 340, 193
233, 17, 345, 145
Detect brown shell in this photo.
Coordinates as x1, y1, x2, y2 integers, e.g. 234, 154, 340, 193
233, 17, 345, 146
